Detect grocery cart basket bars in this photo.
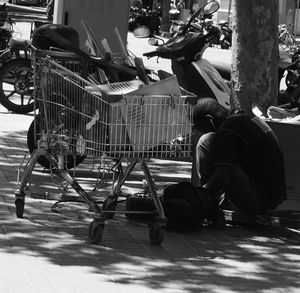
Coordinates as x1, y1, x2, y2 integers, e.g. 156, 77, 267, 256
34, 57, 193, 158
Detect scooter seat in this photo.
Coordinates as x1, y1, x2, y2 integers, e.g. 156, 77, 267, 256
8, 38, 31, 50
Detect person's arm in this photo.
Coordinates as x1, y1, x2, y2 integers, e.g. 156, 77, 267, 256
213, 127, 248, 167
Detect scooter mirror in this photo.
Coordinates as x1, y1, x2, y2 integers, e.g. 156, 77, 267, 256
188, 1, 219, 27
133, 26, 151, 38
203, 1, 220, 16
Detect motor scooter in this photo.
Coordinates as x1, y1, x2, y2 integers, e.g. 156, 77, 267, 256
169, 7, 183, 37
143, 1, 230, 110
0, 37, 33, 114
205, 43, 300, 108
129, 6, 161, 36
207, 22, 300, 108
218, 20, 232, 49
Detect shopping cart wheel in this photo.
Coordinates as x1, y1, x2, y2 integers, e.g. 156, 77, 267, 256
87, 218, 105, 244
15, 197, 25, 218
102, 198, 117, 219
149, 221, 165, 245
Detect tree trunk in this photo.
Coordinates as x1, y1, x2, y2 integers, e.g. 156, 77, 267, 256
160, 0, 171, 33
186, 0, 193, 12
152, 0, 159, 10
231, 0, 279, 115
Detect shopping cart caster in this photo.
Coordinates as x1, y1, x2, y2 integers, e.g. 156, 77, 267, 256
102, 198, 117, 219
149, 219, 166, 245
15, 192, 25, 218
87, 218, 105, 244
15, 198, 25, 218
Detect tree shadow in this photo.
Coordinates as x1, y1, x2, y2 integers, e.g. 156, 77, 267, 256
1, 118, 300, 292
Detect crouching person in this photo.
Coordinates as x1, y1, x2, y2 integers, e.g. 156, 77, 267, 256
163, 98, 287, 230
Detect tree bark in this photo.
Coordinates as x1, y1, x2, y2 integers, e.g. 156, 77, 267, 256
160, 0, 171, 33
152, 0, 159, 10
231, 0, 279, 115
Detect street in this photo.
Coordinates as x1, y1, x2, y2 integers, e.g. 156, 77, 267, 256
0, 108, 300, 292
0, 19, 299, 293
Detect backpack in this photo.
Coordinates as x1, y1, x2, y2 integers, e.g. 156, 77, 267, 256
125, 182, 208, 231
162, 182, 207, 231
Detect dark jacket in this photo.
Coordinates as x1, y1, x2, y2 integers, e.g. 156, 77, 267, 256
214, 114, 287, 209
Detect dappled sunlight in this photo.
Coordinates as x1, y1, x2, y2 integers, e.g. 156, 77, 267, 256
0, 161, 24, 167
283, 253, 300, 261
0, 115, 300, 292
212, 258, 263, 275
1, 186, 300, 292
0, 145, 28, 151
238, 244, 278, 254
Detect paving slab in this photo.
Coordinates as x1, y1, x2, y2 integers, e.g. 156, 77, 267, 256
0, 110, 300, 293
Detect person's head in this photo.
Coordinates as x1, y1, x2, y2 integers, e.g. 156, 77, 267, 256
192, 97, 229, 133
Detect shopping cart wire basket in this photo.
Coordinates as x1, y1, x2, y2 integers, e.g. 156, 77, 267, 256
15, 53, 195, 245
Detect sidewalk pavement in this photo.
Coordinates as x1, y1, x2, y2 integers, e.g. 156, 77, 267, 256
0, 108, 300, 293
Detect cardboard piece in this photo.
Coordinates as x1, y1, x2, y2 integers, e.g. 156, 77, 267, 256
129, 75, 181, 96
111, 76, 190, 153
267, 120, 300, 210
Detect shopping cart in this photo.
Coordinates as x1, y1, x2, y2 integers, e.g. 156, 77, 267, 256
15, 51, 195, 245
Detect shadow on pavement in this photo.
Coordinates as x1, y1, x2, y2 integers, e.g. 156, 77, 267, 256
0, 116, 300, 292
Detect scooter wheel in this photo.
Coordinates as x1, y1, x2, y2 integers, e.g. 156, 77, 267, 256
0, 58, 35, 114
